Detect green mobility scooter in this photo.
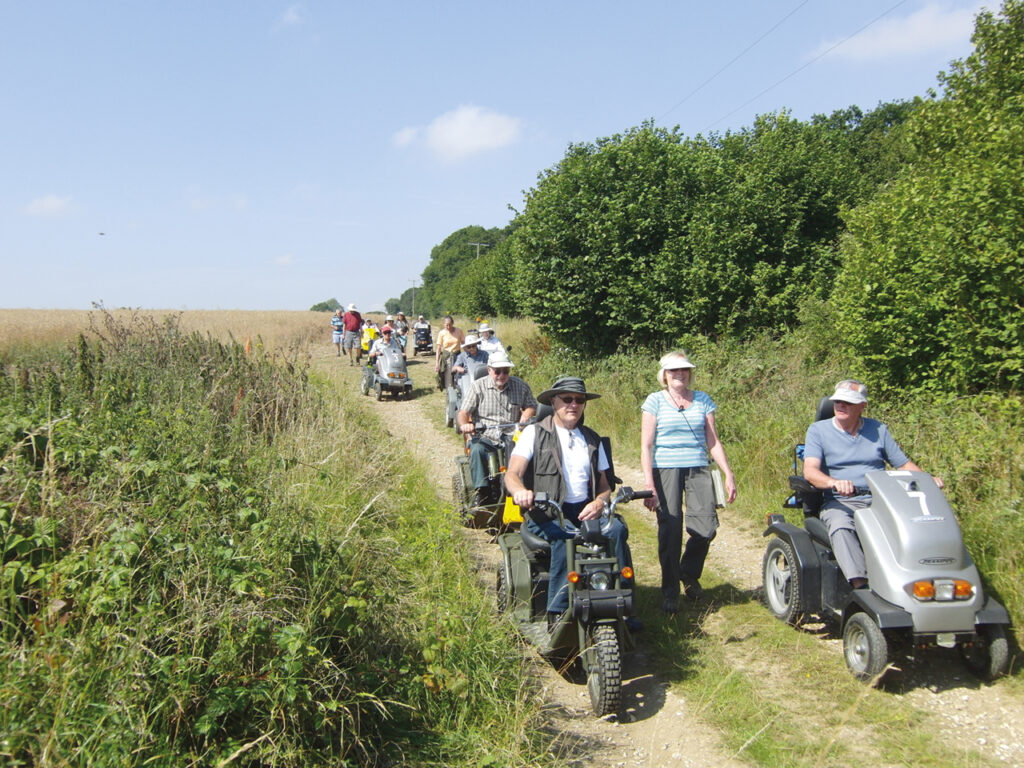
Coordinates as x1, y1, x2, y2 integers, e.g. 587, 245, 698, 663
496, 486, 651, 716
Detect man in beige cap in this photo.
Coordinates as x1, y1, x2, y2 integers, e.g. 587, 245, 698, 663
804, 379, 942, 589
457, 350, 537, 507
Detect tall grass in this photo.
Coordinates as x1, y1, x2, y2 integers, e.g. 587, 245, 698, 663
0, 310, 547, 766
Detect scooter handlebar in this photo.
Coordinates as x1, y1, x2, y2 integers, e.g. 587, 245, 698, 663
465, 417, 537, 435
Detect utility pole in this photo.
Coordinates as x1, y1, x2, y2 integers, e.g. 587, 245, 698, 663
409, 280, 417, 317
468, 242, 490, 258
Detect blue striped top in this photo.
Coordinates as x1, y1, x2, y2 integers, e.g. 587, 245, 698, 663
641, 389, 717, 469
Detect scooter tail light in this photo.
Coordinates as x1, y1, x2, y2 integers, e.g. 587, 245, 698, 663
567, 571, 581, 585
954, 580, 974, 599
912, 580, 936, 600
621, 567, 634, 580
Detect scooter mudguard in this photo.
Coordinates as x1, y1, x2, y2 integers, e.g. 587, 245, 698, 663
974, 596, 1011, 627
764, 518, 823, 614
496, 532, 535, 623
845, 589, 914, 630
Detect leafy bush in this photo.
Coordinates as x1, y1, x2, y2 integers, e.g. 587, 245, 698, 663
507, 109, 908, 355
832, 0, 1024, 395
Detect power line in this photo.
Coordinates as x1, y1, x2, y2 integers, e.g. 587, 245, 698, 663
705, 0, 909, 132
659, 0, 813, 123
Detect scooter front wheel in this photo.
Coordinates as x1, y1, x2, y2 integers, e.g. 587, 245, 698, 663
495, 565, 511, 613
584, 624, 621, 716
843, 612, 889, 682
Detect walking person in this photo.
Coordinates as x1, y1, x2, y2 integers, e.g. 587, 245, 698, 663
640, 351, 737, 613
341, 303, 362, 365
434, 315, 465, 391
330, 309, 345, 357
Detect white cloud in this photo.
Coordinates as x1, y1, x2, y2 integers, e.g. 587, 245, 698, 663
274, 253, 294, 266
392, 126, 419, 147
281, 4, 303, 26
815, 3, 984, 61
22, 194, 73, 217
395, 105, 522, 162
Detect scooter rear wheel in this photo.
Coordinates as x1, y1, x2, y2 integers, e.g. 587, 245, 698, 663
762, 538, 802, 625
843, 612, 889, 682
584, 624, 621, 717
959, 624, 1009, 681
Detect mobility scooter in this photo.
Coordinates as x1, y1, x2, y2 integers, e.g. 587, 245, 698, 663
762, 397, 1010, 681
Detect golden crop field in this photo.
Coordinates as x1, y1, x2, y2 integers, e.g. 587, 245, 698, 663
0, 308, 345, 355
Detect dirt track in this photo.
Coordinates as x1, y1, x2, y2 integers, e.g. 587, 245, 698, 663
318, 350, 1024, 767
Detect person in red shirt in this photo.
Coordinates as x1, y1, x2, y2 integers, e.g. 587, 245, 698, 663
341, 303, 362, 365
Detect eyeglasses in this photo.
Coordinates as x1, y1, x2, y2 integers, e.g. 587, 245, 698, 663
558, 395, 587, 405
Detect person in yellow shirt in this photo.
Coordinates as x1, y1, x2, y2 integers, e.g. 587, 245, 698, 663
360, 320, 380, 364
433, 314, 465, 390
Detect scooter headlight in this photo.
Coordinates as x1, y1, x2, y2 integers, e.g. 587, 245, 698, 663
589, 571, 612, 591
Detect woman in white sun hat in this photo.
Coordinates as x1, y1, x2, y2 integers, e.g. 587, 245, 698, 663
640, 351, 736, 613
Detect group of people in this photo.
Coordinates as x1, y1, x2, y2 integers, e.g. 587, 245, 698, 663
333, 310, 935, 625
331, 304, 417, 366
433, 315, 505, 391
459, 347, 935, 628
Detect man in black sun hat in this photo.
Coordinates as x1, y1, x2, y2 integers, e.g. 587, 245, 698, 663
505, 376, 638, 630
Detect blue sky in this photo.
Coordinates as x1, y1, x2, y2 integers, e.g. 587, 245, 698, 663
1, 1, 989, 312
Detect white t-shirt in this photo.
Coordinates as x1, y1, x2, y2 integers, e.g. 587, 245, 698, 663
513, 423, 609, 503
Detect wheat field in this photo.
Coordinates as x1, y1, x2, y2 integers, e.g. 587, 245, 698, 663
0, 308, 340, 354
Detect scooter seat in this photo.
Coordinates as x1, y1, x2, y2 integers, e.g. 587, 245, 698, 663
519, 525, 551, 559
804, 516, 831, 547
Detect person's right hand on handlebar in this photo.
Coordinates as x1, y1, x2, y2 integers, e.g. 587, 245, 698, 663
512, 489, 534, 509
831, 478, 858, 496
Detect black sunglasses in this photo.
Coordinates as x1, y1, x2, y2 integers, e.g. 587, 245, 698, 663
558, 395, 587, 405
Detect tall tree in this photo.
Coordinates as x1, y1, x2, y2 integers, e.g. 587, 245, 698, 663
507, 111, 901, 354
833, 0, 1024, 395
419, 226, 506, 317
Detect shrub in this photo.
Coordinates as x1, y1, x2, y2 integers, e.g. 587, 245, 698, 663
832, 0, 1024, 395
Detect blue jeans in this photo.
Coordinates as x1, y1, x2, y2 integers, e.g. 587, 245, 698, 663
468, 436, 499, 489
526, 500, 632, 614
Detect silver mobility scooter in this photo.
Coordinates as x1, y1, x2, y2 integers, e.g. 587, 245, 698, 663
359, 344, 413, 400
762, 397, 1010, 681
